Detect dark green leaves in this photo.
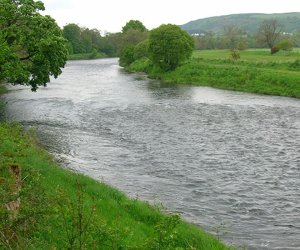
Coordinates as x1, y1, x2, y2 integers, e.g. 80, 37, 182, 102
0, 0, 68, 91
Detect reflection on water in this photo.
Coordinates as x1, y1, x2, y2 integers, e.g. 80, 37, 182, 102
2, 58, 300, 249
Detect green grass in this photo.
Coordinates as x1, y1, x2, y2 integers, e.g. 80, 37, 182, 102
0, 83, 8, 95
68, 52, 106, 60
128, 49, 300, 98
0, 83, 8, 111
0, 123, 229, 249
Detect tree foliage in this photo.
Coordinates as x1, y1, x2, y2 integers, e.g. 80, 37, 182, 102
63, 23, 84, 54
62, 24, 121, 57
118, 20, 149, 66
223, 25, 247, 50
119, 44, 135, 67
148, 24, 194, 71
122, 20, 147, 33
0, 0, 68, 91
275, 40, 293, 51
133, 39, 149, 60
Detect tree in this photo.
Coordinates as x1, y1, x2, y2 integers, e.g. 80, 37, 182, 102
99, 32, 122, 57
118, 20, 149, 65
122, 20, 147, 33
223, 25, 247, 50
148, 24, 194, 71
63, 24, 83, 53
257, 19, 282, 54
0, 0, 68, 91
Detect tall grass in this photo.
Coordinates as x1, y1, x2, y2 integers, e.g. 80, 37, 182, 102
0, 123, 229, 249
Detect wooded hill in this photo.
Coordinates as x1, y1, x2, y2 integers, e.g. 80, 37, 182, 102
181, 13, 300, 35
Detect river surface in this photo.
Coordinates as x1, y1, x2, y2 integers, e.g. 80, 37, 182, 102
2, 58, 300, 249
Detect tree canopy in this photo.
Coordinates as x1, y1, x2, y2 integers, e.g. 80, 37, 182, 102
148, 24, 194, 71
118, 20, 149, 66
122, 20, 147, 33
0, 0, 68, 91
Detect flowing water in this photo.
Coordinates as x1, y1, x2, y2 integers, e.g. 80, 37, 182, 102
2, 58, 300, 249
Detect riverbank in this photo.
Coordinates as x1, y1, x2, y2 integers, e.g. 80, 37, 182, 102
0, 83, 8, 95
0, 123, 229, 249
127, 49, 300, 98
0, 84, 7, 111
68, 52, 106, 60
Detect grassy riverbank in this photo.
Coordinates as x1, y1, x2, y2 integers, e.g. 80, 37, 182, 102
0, 83, 8, 111
68, 52, 106, 60
0, 83, 7, 95
0, 123, 229, 249
128, 49, 300, 98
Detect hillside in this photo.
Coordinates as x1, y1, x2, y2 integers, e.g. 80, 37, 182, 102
181, 13, 300, 35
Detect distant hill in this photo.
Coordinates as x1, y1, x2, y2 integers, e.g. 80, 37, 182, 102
181, 13, 300, 35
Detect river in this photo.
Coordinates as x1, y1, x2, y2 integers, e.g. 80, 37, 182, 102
2, 58, 300, 249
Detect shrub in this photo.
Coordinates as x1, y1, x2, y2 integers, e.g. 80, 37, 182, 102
276, 40, 293, 51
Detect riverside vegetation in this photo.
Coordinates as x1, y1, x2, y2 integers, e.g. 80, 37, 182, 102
0, 122, 229, 249
126, 49, 300, 98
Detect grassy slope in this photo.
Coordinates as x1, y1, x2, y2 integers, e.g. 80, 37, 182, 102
128, 49, 300, 98
0, 123, 229, 249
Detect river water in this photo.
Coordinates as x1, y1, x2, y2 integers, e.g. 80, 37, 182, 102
2, 58, 300, 249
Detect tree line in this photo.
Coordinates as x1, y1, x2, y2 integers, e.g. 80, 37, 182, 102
63, 18, 299, 62
193, 19, 299, 52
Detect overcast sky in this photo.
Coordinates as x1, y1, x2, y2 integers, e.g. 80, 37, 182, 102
42, 0, 299, 32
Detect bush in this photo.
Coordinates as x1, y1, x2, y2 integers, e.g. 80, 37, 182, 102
276, 40, 293, 51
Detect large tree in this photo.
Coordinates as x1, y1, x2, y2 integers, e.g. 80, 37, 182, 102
148, 24, 194, 71
0, 0, 68, 91
257, 19, 282, 54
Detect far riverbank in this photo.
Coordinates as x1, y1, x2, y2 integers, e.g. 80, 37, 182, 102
127, 49, 300, 98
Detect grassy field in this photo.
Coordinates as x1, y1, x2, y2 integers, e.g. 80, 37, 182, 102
0, 123, 229, 249
128, 49, 300, 98
193, 49, 300, 62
